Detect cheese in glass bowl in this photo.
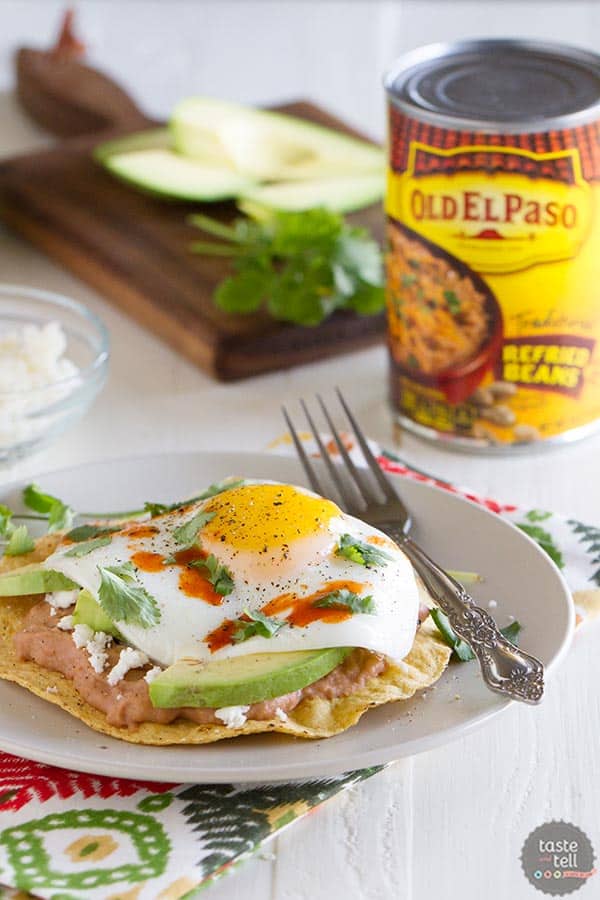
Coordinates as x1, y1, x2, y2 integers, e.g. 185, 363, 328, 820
0, 285, 109, 464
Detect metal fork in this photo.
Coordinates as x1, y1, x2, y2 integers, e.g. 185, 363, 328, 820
283, 390, 545, 705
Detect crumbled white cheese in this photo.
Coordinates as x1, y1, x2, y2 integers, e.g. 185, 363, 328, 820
275, 708, 288, 723
45, 685, 58, 694
143, 666, 162, 684
107, 647, 149, 687
488, 599, 498, 609
71, 623, 112, 673
215, 705, 250, 729
0, 322, 80, 448
86, 631, 112, 674
57, 614, 74, 631
47, 589, 79, 610
72, 623, 94, 648
49, 607, 56, 617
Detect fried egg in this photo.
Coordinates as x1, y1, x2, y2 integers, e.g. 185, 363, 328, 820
44, 481, 419, 666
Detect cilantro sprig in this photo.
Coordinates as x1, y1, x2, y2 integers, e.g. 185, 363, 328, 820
232, 609, 286, 643
189, 554, 234, 596
313, 589, 375, 615
144, 478, 245, 518
189, 207, 385, 327
429, 608, 522, 662
336, 534, 392, 568
97, 562, 160, 629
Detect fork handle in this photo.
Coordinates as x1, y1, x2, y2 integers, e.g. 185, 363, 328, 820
384, 527, 544, 704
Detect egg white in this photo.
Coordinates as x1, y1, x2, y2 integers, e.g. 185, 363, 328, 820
44, 482, 419, 666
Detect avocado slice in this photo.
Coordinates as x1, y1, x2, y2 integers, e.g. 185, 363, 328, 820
72, 589, 119, 637
94, 127, 172, 161
149, 646, 350, 709
239, 173, 384, 214
94, 141, 253, 201
0, 566, 79, 597
171, 97, 384, 181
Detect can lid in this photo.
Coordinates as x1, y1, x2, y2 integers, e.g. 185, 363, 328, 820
385, 39, 600, 131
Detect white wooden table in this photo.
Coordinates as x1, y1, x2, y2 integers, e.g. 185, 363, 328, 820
1, 95, 598, 900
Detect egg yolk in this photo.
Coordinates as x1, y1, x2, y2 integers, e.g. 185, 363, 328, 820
201, 483, 341, 553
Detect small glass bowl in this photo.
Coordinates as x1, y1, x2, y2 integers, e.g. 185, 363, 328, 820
0, 285, 110, 465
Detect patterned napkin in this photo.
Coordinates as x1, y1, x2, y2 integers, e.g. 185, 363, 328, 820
0, 437, 598, 900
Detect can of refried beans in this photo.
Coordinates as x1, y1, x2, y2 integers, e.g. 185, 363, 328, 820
384, 39, 600, 451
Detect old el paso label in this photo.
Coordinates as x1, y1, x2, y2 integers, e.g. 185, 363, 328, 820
498, 335, 595, 397
386, 143, 593, 273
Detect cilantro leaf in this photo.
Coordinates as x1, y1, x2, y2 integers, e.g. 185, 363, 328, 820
335, 534, 392, 568
313, 589, 375, 615
66, 524, 119, 542
143, 502, 170, 517
47, 500, 74, 533
271, 207, 341, 254
215, 268, 270, 314
232, 609, 286, 643
64, 536, 112, 557
189, 554, 234, 596
500, 621, 522, 644
97, 563, 160, 629
173, 510, 215, 549
267, 256, 337, 326
22, 483, 57, 514
347, 280, 385, 316
5, 525, 35, 557
22, 483, 74, 532
430, 608, 522, 661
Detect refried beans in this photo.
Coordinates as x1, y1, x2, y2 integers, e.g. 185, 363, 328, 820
14, 602, 388, 729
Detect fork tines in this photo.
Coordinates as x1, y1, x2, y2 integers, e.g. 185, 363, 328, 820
282, 390, 402, 515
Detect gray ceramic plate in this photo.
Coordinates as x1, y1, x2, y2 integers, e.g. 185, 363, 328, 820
0, 452, 574, 782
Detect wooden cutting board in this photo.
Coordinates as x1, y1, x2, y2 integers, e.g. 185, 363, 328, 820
0, 30, 385, 381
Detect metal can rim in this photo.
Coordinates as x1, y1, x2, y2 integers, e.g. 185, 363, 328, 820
384, 38, 600, 134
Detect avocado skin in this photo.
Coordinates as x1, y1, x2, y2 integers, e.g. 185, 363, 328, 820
72, 589, 120, 637
0, 567, 78, 596
149, 646, 351, 710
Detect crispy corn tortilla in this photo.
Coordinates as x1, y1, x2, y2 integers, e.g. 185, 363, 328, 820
0, 538, 451, 745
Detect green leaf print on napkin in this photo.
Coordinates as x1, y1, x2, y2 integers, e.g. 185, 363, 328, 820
568, 520, 600, 586
179, 770, 383, 876
516, 519, 565, 569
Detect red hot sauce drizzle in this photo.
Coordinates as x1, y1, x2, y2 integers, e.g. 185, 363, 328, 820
131, 546, 223, 606
204, 579, 369, 653
262, 579, 367, 627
